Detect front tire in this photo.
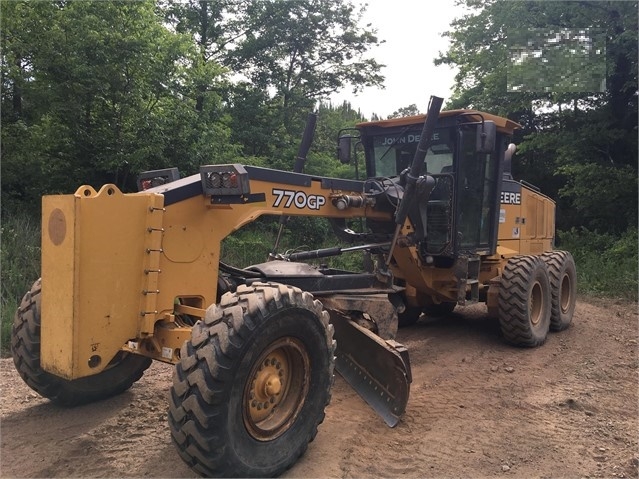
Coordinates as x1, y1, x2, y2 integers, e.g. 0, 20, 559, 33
11, 279, 152, 406
541, 251, 577, 331
498, 256, 551, 347
168, 283, 335, 478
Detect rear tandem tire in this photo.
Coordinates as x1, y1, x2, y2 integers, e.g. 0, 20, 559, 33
498, 256, 551, 347
168, 282, 335, 478
541, 251, 577, 331
11, 279, 152, 407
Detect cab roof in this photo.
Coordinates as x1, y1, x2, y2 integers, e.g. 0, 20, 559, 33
356, 109, 522, 135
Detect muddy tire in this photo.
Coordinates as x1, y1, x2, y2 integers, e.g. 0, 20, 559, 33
498, 256, 551, 347
541, 251, 577, 331
168, 282, 335, 478
11, 279, 152, 406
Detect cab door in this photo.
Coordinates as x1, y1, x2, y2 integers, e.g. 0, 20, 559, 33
454, 124, 501, 256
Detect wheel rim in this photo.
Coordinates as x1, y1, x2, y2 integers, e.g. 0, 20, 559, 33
560, 273, 572, 313
243, 337, 310, 441
530, 281, 543, 325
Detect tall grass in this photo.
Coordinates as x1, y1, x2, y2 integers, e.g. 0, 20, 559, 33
1, 211, 41, 355
558, 227, 638, 302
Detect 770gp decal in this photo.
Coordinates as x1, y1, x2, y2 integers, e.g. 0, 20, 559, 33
272, 188, 326, 210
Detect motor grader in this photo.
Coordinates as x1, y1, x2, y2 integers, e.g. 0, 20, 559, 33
11, 96, 576, 477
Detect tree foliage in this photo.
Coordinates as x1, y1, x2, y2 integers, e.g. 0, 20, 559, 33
387, 104, 421, 119
437, 0, 638, 234
1, 0, 383, 212
160, 0, 383, 169
229, 0, 383, 102
1, 1, 237, 211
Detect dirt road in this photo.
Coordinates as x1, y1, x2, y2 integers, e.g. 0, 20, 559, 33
1, 298, 637, 478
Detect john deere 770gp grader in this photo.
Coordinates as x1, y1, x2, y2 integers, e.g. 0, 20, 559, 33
12, 96, 576, 477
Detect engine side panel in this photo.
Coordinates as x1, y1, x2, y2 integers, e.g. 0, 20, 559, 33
497, 180, 555, 256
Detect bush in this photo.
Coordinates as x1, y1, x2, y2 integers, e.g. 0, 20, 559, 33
1, 211, 42, 355
220, 216, 368, 271
557, 227, 638, 301
222, 226, 275, 267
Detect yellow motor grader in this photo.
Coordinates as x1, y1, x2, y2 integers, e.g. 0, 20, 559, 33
12, 96, 576, 477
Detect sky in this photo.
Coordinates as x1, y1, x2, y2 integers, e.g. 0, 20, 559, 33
330, 0, 470, 119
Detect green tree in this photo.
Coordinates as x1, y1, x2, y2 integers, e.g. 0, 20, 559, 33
161, 0, 384, 168
229, 1, 383, 108
437, 0, 638, 234
307, 100, 367, 178
160, 0, 243, 113
387, 104, 421, 119
1, 0, 235, 212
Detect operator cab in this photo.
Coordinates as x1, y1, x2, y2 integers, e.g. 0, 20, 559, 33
343, 110, 520, 264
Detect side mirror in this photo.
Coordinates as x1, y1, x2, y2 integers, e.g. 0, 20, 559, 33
476, 120, 496, 153
337, 136, 352, 164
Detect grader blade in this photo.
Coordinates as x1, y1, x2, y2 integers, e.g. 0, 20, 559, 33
331, 316, 411, 427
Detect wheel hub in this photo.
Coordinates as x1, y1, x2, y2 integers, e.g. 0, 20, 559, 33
243, 337, 310, 441
560, 274, 571, 313
250, 351, 286, 411
530, 281, 543, 325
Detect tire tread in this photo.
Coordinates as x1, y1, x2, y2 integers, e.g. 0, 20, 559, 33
541, 250, 577, 331
168, 282, 334, 478
11, 279, 151, 406
498, 256, 551, 347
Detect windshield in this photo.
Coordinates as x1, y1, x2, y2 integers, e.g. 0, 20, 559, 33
370, 127, 454, 177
